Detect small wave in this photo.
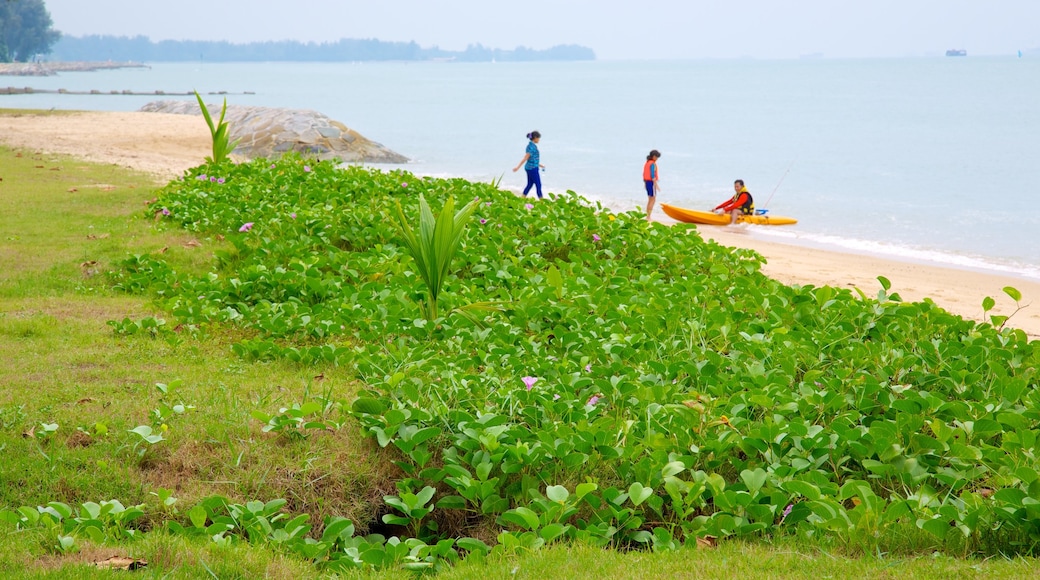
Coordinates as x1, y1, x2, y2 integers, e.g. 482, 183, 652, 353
755, 229, 1040, 281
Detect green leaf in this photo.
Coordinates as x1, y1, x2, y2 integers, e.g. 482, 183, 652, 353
628, 482, 653, 506
546, 264, 564, 299
188, 505, 208, 529
539, 523, 569, 543
1015, 467, 1038, 484
408, 426, 442, 445
83, 525, 105, 544
918, 517, 951, 539
499, 507, 539, 530
993, 488, 1026, 505
456, 537, 490, 555
436, 495, 467, 510
783, 480, 821, 501
17, 507, 39, 525
883, 500, 912, 523
79, 502, 101, 520
1003, 286, 1022, 302
46, 502, 72, 519
982, 296, 995, 312
740, 468, 768, 494
575, 482, 598, 499
661, 461, 685, 478
195, 90, 217, 134
381, 514, 411, 526
321, 517, 355, 542
546, 485, 569, 503
416, 486, 437, 508
57, 535, 76, 553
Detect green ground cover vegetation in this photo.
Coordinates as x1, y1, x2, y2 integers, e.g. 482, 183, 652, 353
1, 136, 1038, 577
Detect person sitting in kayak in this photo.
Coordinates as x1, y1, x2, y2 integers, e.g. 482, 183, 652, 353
714, 179, 754, 224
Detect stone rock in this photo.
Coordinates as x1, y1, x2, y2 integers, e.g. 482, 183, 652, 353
138, 100, 409, 164
0, 61, 149, 76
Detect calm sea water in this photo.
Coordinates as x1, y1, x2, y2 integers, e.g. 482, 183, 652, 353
6, 58, 1039, 278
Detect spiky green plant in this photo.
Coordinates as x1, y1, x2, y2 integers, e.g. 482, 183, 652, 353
393, 194, 480, 321
194, 90, 240, 164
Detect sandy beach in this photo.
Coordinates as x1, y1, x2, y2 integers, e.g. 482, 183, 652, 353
2, 110, 1038, 338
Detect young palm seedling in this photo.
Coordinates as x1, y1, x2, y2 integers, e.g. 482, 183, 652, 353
194, 90, 240, 164
393, 194, 480, 321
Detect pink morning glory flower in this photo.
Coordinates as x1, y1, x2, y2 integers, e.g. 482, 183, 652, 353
270, 164, 276, 169
210, 176, 217, 182
402, 182, 408, 188
524, 203, 534, 210
196, 174, 207, 180
485, 202, 492, 206
585, 363, 592, 372
238, 222, 254, 232
161, 208, 170, 216
290, 213, 297, 219
553, 394, 561, 401
217, 177, 225, 184
480, 218, 487, 225
522, 376, 538, 391
587, 394, 601, 406
592, 234, 601, 242
304, 166, 311, 172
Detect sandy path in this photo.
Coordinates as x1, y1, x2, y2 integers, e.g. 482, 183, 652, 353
0, 111, 209, 181
2, 110, 1037, 337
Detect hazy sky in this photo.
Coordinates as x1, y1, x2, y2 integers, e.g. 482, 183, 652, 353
43, 0, 1038, 60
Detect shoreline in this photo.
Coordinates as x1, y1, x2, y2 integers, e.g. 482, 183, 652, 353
2, 109, 1038, 338
669, 218, 1040, 339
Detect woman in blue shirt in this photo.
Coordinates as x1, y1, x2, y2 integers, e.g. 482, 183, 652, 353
512, 131, 544, 199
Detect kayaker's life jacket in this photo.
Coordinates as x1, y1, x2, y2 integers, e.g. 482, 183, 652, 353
732, 188, 754, 215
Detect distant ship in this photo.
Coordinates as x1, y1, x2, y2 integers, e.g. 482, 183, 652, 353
945, 49, 967, 57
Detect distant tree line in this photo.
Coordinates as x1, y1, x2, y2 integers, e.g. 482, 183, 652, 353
0, 0, 61, 62
48, 35, 596, 63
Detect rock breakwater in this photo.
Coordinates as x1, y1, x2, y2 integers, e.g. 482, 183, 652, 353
139, 101, 408, 164
0, 61, 149, 76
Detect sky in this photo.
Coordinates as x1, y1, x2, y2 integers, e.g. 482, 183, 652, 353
42, 0, 1039, 60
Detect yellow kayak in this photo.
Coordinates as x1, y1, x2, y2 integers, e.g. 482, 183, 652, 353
661, 204, 797, 226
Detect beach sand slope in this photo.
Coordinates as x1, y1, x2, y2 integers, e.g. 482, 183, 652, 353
0, 111, 208, 181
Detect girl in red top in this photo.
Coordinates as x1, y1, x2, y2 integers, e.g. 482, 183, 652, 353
715, 179, 755, 224
643, 150, 661, 221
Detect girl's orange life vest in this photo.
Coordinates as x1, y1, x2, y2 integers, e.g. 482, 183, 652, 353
643, 160, 658, 181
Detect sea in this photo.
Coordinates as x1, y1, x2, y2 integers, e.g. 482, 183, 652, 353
5, 58, 1039, 280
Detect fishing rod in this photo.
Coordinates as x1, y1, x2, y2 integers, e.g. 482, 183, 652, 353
761, 158, 796, 209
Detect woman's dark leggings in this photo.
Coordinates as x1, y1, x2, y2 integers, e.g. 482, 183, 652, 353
523, 168, 542, 198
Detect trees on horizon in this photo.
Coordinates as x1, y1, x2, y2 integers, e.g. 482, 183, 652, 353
0, 0, 592, 64
48, 35, 596, 63
0, 0, 593, 64
0, 0, 61, 62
